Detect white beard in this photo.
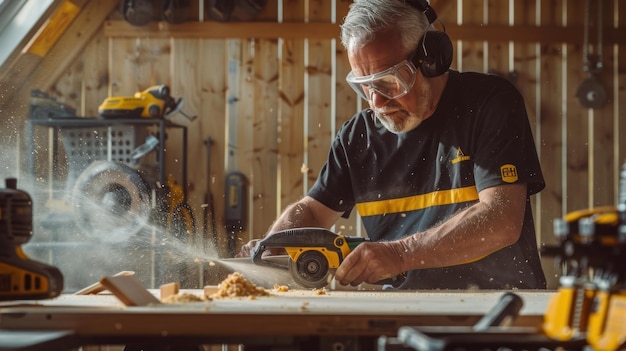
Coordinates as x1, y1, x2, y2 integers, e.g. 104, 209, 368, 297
374, 110, 423, 134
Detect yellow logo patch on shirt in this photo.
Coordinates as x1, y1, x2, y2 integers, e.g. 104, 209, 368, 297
500, 164, 519, 183
451, 147, 471, 164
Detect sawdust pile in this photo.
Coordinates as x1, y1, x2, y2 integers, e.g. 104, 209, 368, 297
161, 292, 206, 303
207, 272, 270, 299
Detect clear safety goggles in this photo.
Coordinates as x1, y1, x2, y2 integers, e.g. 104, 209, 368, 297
346, 60, 417, 101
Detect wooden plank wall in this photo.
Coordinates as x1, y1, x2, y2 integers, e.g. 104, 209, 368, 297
14, 0, 626, 289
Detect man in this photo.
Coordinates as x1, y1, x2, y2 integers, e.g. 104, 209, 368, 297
238, 0, 546, 290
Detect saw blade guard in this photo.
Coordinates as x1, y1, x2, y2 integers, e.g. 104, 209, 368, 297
72, 160, 152, 243
288, 250, 331, 289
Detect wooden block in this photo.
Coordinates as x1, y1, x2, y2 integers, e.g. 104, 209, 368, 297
203, 285, 219, 298
98, 275, 161, 306
159, 282, 180, 300
74, 271, 135, 295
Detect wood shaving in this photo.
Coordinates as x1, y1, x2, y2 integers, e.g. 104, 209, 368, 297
161, 292, 206, 304
273, 284, 289, 292
207, 272, 269, 299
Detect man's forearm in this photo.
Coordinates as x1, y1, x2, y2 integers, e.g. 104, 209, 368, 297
398, 184, 526, 272
269, 196, 342, 233
269, 202, 317, 232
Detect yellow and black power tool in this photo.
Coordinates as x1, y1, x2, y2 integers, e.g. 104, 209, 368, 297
251, 228, 405, 289
541, 167, 626, 350
0, 178, 64, 301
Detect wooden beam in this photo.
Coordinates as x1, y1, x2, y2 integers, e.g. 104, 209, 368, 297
104, 20, 624, 45
0, 0, 118, 113
445, 25, 622, 45
0, 0, 66, 84
22, 0, 118, 91
104, 21, 341, 40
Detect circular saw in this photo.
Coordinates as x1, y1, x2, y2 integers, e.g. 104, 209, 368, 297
251, 228, 405, 289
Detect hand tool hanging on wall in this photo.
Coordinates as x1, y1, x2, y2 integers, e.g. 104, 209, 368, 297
576, 0, 607, 109
203, 136, 218, 251
225, 170, 247, 256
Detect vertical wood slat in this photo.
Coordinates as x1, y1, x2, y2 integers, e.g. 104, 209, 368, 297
486, 0, 509, 76
590, 0, 617, 207
278, 0, 306, 217
250, 1, 280, 242
223, 38, 256, 255
197, 39, 227, 255
171, 38, 202, 244
565, 0, 589, 213
332, 0, 363, 237
512, 0, 541, 242
306, 0, 333, 196
81, 30, 109, 117
239, 38, 256, 247
537, 0, 566, 287
616, 0, 626, 190
459, 0, 486, 73
251, 38, 279, 241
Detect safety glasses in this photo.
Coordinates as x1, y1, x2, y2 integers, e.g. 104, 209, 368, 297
346, 60, 417, 101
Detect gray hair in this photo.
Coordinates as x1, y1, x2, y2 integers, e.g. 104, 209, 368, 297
340, 0, 431, 53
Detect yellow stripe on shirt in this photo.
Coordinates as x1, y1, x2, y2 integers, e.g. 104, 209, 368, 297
356, 185, 479, 217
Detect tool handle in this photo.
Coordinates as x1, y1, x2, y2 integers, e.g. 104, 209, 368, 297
375, 273, 406, 288
472, 292, 523, 331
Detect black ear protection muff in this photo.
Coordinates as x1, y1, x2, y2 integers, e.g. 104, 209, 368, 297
405, 0, 453, 77
120, 0, 155, 27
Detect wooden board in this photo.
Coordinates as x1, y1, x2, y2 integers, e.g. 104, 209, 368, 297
0, 290, 553, 338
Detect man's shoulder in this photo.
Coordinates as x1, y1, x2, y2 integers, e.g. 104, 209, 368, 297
442, 70, 522, 112
451, 70, 517, 93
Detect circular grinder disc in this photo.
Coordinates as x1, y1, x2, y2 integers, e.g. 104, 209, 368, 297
72, 160, 151, 242
288, 250, 331, 289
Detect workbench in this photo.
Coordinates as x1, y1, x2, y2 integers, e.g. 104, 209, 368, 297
0, 289, 555, 351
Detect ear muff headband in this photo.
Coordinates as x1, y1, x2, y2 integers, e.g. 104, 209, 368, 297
405, 0, 453, 77
406, 0, 438, 24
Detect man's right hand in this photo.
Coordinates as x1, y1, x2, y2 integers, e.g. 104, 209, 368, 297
235, 239, 260, 258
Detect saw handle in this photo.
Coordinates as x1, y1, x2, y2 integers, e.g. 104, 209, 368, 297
375, 273, 406, 288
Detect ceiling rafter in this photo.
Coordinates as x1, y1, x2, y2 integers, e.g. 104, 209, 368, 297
0, 0, 118, 117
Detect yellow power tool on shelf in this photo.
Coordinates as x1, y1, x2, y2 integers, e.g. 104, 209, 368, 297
542, 193, 626, 349
0, 178, 64, 300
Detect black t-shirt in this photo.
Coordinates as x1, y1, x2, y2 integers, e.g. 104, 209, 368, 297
308, 70, 547, 289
